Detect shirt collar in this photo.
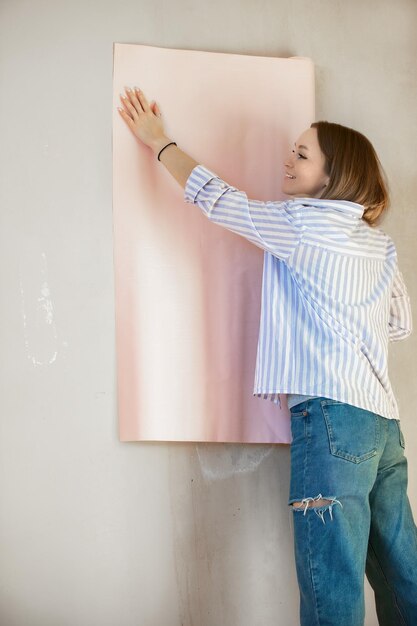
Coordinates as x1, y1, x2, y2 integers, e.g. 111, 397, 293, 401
287, 197, 365, 220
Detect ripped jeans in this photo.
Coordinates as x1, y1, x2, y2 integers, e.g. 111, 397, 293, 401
288, 396, 417, 626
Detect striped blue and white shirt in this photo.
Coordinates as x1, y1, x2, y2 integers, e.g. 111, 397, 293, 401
184, 165, 413, 421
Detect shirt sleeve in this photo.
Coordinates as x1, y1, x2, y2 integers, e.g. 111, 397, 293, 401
389, 261, 413, 342
184, 164, 302, 262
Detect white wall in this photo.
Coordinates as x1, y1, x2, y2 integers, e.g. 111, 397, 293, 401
1, 1, 416, 624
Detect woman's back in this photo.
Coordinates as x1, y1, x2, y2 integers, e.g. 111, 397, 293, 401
184, 165, 413, 420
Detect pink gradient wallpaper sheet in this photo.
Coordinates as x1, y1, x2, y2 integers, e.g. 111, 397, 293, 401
112, 43, 315, 443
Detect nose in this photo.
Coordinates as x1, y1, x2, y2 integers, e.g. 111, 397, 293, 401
284, 151, 294, 168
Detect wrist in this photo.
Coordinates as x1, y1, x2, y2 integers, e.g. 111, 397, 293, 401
150, 135, 173, 157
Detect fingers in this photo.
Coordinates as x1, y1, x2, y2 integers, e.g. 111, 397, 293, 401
126, 86, 150, 114
134, 87, 151, 113
120, 92, 139, 120
125, 87, 151, 115
126, 88, 142, 116
117, 85, 162, 139
118, 107, 135, 129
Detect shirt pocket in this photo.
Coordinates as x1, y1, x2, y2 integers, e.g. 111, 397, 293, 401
320, 399, 380, 463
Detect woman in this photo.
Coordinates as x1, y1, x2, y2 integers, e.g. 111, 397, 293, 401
117, 86, 417, 625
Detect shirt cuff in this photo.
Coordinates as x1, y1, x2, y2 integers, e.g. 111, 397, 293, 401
184, 164, 221, 203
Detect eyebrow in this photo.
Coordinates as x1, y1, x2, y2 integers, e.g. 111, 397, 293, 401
294, 142, 309, 150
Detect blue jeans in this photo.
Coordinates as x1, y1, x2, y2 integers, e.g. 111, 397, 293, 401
288, 396, 417, 625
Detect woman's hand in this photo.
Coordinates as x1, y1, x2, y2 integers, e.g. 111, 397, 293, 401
117, 85, 199, 186
118, 86, 169, 152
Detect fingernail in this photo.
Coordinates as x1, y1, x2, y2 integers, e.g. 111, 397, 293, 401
125, 86, 132, 92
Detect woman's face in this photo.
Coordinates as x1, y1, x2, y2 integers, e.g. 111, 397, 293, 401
282, 127, 330, 198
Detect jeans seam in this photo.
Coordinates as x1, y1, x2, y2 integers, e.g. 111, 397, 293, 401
367, 537, 408, 625
307, 513, 323, 625
304, 414, 322, 624
396, 419, 406, 448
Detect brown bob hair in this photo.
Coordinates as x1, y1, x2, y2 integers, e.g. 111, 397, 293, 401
311, 121, 390, 227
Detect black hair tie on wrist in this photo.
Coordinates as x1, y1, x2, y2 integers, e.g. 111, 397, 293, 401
157, 141, 177, 161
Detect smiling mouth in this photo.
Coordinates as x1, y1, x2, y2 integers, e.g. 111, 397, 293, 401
285, 174, 296, 179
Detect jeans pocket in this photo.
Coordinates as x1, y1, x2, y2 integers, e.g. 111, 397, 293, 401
396, 419, 406, 449
290, 407, 309, 442
320, 399, 380, 463
290, 407, 308, 418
